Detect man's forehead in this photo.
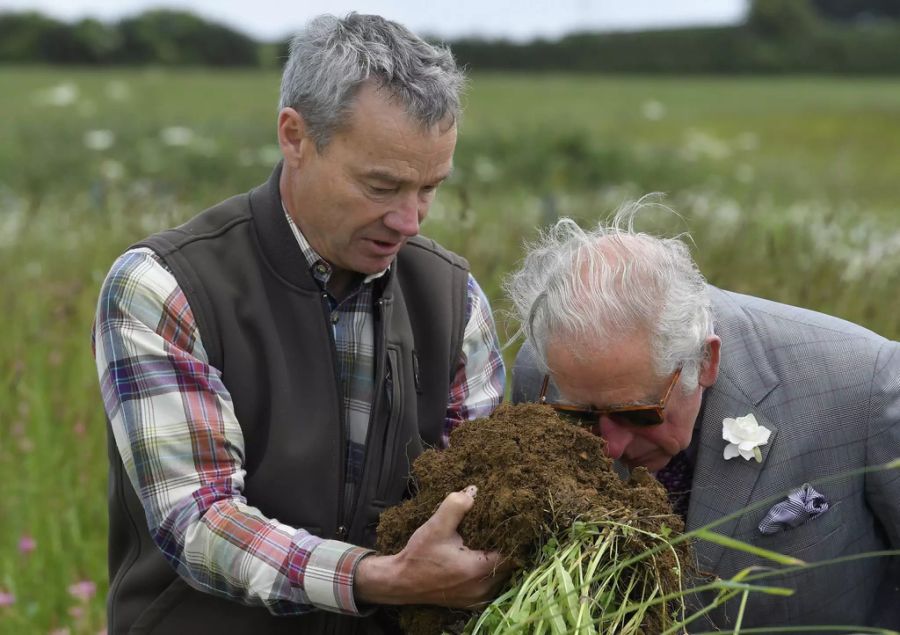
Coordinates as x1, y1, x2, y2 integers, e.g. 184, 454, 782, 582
345, 82, 456, 135
546, 332, 651, 371
546, 335, 661, 406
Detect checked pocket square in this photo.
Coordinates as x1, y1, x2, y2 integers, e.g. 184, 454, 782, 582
758, 483, 829, 535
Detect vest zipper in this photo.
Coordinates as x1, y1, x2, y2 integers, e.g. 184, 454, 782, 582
375, 346, 402, 501
343, 297, 387, 543
322, 291, 349, 541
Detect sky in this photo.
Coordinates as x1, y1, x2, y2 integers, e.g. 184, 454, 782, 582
4, 0, 749, 41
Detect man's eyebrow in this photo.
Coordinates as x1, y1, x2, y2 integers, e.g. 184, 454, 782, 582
363, 169, 403, 183
363, 167, 454, 185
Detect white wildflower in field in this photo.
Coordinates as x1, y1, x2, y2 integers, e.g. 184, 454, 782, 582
427, 198, 450, 223
710, 199, 742, 226
0, 202, 25, 249
36, 82, 79, 107
674, 190, 743, 242
735, 131, 760, 151
641, 100, 666, 121
800, 204, 845, 254
106, 81, 131, 101
25, 262, 42, 277
474, 156, 499, 182
680, 128, 732, 162
257, 144, 282, 165
160, 126, 195, 146
842, 227, 900, 282
99, 160, 125, 181
83, 129, 115, 151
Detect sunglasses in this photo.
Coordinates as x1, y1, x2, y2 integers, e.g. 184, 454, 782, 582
539, 366, 682, 428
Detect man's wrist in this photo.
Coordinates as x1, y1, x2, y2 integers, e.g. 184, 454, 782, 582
354, 552, 403, 605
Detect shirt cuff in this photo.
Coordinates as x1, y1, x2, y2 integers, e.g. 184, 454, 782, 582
303, 539, 374, 615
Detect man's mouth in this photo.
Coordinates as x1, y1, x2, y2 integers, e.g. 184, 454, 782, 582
367, 238, 402, 254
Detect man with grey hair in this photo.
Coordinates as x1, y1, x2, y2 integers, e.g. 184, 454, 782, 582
510, 213, 900, 629
94, 13, 505, 634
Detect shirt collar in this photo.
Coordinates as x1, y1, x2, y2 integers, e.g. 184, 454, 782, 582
281, 202, 389, 287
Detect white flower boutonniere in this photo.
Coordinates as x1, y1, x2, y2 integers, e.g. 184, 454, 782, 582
722, 413, 771, 462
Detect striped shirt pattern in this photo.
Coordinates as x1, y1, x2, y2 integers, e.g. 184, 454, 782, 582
93, 223, 504, 616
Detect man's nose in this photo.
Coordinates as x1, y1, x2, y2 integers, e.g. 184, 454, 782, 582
595, 416, 635, 460
383, 192, 421, 237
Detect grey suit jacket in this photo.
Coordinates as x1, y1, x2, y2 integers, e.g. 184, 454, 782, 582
512, 287, 900, 630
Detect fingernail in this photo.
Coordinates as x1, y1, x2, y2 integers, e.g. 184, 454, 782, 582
464, 485, 478, 498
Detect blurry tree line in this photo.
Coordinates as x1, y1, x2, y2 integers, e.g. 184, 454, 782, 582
2, 0, 899, 72
0, 9, 260, 66
451, 0, 900, 74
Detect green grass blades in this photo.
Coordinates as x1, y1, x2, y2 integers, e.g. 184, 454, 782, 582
465, 519, 682, 634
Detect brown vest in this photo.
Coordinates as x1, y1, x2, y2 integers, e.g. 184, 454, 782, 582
106, 165, 469, 634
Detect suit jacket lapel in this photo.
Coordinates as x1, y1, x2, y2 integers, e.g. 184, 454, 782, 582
686, 287, 782, 574
687, 374, 780, 573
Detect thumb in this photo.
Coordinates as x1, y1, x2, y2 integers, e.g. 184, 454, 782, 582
428, 485, 477, 534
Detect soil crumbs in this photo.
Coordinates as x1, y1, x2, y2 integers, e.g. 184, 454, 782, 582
376, 403, 688, 634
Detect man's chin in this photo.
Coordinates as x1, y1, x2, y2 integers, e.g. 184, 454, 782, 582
347, 252, 395, 276
362, 258, 395, 276
359, 250, 402, 273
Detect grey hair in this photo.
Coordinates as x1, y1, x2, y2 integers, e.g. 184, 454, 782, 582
279, 13, 465, 150
505, 200, 714, 390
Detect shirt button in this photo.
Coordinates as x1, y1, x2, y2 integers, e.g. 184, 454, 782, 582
331, 312, 339, 324
315, 263, 328, 275
336, 525, 348, 539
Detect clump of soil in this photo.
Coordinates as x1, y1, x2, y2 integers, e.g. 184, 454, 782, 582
376, 403, 687, 634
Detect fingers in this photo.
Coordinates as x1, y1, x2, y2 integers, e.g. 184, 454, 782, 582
384, 484, 515, 609
427, 485, 478, 535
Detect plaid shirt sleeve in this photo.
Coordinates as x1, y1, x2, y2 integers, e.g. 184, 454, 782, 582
93, 248, 371, 616
444, 274, 506, 447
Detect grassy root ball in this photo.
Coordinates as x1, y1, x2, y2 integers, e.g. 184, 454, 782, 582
375, 403, 683, 634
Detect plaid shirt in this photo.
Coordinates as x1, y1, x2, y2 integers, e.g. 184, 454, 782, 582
93, 218, 504, 617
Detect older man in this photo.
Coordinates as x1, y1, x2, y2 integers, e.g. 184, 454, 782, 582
93, 14, 505, 634
509, 213, 900, 630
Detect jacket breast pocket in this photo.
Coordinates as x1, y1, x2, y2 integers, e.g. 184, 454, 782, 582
758, 500, 846, 561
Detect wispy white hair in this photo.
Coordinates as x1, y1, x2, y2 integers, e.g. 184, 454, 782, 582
505, 200, 714, 388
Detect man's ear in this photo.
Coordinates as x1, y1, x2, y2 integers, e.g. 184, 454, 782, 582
277, 107, 312, 168
698, 335, 721, 388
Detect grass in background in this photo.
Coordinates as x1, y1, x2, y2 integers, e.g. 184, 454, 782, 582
2, 67, 900, 633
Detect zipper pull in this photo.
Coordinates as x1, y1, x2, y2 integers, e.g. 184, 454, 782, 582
412, 350, 422, 394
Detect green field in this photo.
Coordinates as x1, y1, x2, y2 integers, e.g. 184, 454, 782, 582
2, 67, 899, 633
